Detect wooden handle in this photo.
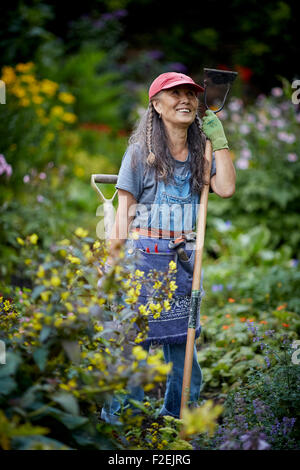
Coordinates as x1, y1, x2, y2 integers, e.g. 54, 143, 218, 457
179, 139, 213, 421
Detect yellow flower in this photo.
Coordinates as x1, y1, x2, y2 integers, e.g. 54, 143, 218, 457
54, 318, 63, 328
78, 306, 89, 314
11, 85, 26, 98
28, 233, 38, 244
93, 240, 101, 249
15, 62, 34, 73
37, 266, 45, 278
16, 237, 24, 245
40, 79, 59, 96
62, 112, 77, 124
134, 269, 144, 278
58, 91, 76, 104
169, 281, 177, 292
32, 95, 43, 105
138, 304, 148, 315
58, 239, 70, 246
144, 383, 155, 391
1, 66, 16, 85
41, 291, 51, 302
50, 105, 64, 118
50, 276, 61, 287
61, 291, 70, 300
168, 260, 177, 271
181, 400, 223, 437
67, 255, 81, 264
75, 227, 88, 238
149, 302, 162, 314
20, 74, 35, 84
64, 302, 73, 311
153, 280, 162, 289
132, 346, 147, 361
163, 300, 171, 311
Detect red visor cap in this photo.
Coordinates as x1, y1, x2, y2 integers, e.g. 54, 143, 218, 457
149, 72, 204, 100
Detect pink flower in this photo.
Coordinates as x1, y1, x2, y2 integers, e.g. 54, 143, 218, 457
39, 172, 46, 180
23, 175, 30, 183
271, 87, 283, 97
278, 132, 296, 144
236, 158, 249, 169
240, 148, 251, 159
0, 154, 13, 178
287, 153, 298, 162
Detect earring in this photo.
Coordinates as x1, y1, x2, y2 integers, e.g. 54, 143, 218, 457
159, 113, 162, 119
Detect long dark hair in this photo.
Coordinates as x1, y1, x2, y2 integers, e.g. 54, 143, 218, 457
128, 100, 210, 194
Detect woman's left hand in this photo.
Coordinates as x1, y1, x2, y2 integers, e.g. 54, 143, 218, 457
202, 109, 229, 152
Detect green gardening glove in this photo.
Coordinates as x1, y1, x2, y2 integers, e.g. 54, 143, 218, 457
202, 109, 229, 151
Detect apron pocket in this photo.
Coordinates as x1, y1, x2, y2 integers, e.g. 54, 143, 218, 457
135, 249, 177, 297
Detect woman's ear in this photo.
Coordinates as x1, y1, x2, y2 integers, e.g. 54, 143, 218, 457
152, 99, 161, 116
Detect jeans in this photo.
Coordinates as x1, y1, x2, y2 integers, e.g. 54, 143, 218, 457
100, 342, 202, 423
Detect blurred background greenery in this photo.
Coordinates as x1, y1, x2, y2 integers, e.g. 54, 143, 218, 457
0, 0, 300, 451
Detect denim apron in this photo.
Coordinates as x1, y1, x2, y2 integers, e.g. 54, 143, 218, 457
124, 168, 205, 345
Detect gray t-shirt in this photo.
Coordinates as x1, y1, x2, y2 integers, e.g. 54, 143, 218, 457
115, 144, 217, 232
116, 144, 216, 200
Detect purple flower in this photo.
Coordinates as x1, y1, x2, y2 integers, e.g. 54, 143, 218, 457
240, 429, 271, 450
264, 355, 271, 367
167, 62, 188, 73
37, 195, 44, 203
282, 417, 296, 435
39, 172, 46, 180
113, 9, 127, 18
264, 329, 275, 337
212, 284, 223, 292
147, 50, 164, 60
23, 174, 30, 183
269, 107, 281, 118
290, 258, 299, 267
102, 12, 114, 21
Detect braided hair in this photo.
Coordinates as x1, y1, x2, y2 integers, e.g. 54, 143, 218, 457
128, 98, 209, 193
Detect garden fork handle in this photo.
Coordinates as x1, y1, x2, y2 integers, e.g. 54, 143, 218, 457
180, 140, 212, 423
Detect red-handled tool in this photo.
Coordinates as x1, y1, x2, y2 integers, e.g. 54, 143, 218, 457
154, 243, 159, 253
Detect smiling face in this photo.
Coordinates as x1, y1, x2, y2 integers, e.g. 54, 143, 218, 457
152, 85, 199, 128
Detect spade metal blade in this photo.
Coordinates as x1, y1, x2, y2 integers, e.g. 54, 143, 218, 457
203, 68, 238, 113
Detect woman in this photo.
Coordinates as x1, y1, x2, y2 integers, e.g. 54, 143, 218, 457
101, 72, 236, 423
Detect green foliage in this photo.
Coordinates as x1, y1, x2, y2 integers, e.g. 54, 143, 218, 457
205, 329, 300, 450
0, 230, 181, 449
38, 45, 126, 128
